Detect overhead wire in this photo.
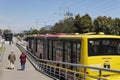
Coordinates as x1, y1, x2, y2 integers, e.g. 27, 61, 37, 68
71, 0, 120, 18
90, 1, 120, 18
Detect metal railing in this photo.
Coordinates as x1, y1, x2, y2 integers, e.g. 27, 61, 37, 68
16, 42, 120, 80
0, 41, 5, 73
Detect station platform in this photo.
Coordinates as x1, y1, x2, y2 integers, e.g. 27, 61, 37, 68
0, 38, 53, 80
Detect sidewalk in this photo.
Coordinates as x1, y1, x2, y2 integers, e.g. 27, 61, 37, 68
0, 40, 53, 80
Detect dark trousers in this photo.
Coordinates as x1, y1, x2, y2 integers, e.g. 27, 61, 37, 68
21, 63, 25, 70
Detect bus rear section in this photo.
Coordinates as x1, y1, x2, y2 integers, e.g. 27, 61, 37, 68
88, 38, 120, 79
4, 33, 13, 41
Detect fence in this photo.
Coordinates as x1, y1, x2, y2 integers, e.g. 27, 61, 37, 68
16, 42, 120, 80
0, 40, 5, 73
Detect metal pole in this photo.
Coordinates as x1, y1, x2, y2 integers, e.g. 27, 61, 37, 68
59, 68, 61, 79
65, 70, 68, 80
99, 70, 102, 80
74, 73, 76, 80
84, 68, 86, 80
54, 67, 56, 77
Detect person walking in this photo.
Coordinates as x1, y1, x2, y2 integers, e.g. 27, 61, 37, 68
8, 50, 16, 69
19, 52, 27, 70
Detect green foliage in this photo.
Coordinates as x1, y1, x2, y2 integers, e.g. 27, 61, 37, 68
62, 17, 76, 33
50, 14, 120, 35
23, 12, 120, 35
3, 29, 11, 34
17, 33, 24, 37
0, 29, 2, 35
32, 29, 38, 34
51, 21, 64, 34
93, 16, 119, 35
51, 17, 77, 34
79, 14, 92, 33
112, 18, 120, 35
74, 14, 93, 33
39, 27, 50, 34
74, 14, 82, 33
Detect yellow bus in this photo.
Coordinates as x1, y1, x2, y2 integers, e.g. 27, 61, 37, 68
26, 32, 120, 79
61, 32, 120, 79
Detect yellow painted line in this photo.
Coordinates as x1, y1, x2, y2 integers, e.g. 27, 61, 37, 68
39, 62, 108, 80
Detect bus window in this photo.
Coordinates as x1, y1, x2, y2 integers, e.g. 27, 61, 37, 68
37, 39, 44, 58
53, 40, 63, 61
28, 39, 32, 50
56, 41, 63, 61
72, 42, 80, 64
64, 40, 81, 70
88, 39, 120, 56
65, 42, 71, 63
48, 40, 53, 60
31, 39, 34, 53
72, 41, 81, 71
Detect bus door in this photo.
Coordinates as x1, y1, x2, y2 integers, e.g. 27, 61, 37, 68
64, 40, 81, 70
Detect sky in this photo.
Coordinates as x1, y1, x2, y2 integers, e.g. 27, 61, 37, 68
0, 0, 120, 33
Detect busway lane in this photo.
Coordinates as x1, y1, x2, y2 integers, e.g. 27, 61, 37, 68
0, 39, 53, 80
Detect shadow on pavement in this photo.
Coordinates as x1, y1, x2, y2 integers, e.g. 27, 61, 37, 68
17, 69, 24, 71
6, 67, 14, 70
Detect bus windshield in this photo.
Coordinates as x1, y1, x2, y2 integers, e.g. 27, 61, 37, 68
88, 38, 120, 56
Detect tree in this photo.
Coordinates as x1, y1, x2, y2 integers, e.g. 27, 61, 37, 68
39, 27, 50, 34
80, 14, 92, 33
74, 14, 92, 33
94, 16, 113, 34
3, 29, 11, 34
112, 18, 120, 35
51, 21, 64, 34
0, 29, 2, 35
62, 17, 76, 33
74, 14, 82, 33
31, 29, 38, 34
51, 17, 76, 34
